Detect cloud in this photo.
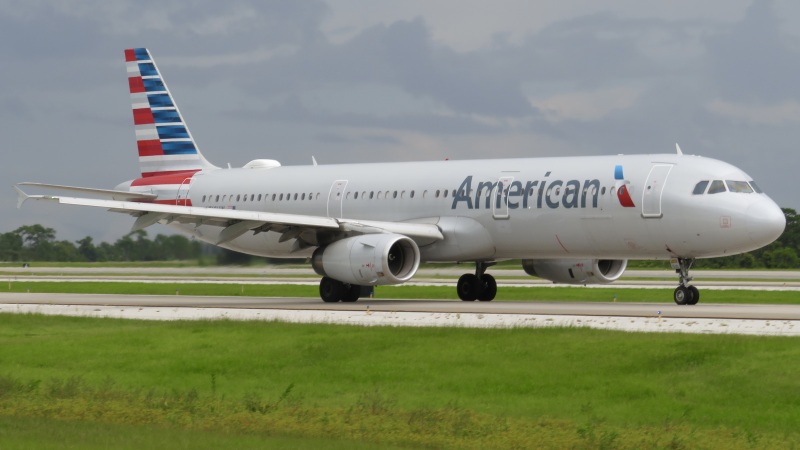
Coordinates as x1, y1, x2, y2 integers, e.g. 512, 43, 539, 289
706, 99, 800, 125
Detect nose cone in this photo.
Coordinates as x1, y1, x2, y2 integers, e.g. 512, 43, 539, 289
747, 200, 785, 247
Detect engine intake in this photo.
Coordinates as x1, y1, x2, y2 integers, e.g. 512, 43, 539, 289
522, 259, 627, 285
312, 234, 420, 285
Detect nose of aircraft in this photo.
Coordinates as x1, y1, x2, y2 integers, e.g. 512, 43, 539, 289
746, 199, 786, 247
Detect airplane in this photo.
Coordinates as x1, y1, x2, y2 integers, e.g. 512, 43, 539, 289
15, 48, 786, 305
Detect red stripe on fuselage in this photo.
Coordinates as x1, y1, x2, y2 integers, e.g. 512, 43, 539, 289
132, 108, 155, 125
132, 170, 200, 184
153, 199, 193, 206
128, 76, 145, 93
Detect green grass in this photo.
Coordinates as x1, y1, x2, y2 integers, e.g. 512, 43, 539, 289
1, 314, 800, 448
0, 416, 409, 450
3, 280, 800, 304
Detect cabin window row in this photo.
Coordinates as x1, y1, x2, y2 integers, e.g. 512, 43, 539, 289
198, 185, 624, 204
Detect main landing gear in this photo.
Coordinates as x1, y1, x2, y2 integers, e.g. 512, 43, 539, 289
457, 261, 497, 301
319, 277, 364, 303
672, 258, 700, 305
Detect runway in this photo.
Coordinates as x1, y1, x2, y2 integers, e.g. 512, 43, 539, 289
1, 292, 799, 336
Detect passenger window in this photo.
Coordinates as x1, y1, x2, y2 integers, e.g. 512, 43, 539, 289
707, 180, 726, 194
257, 194, 262, 201
749, 181, 763, 194
435, 190, 440, 198
393, 191, 398, 199
692, 181, 709, 195
215, 195, 220, 202
726, 181, 753, 193
410, 191, 415, 199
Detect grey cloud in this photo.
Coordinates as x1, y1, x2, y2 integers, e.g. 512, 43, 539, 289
236, 17, 536, 117
703, 0, 800, 103
245, 93, 502, 135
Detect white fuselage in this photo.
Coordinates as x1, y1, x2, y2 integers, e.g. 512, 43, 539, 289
167, 153, 784, 262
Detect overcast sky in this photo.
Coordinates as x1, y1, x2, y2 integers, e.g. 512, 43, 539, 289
3, 0, 800, 242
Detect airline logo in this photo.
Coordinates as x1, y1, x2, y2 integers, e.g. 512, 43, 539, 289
125, 48, 202, 178
451, 165, 637, 211
614, 165, 635, 208
451, 173, 602, 211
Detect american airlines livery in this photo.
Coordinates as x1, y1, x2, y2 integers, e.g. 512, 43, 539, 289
15, 48, 786, 305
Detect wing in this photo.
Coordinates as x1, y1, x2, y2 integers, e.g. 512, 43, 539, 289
14, 185, 444, 245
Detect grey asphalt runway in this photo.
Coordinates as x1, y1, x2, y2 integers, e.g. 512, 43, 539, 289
1, 292, 799, 321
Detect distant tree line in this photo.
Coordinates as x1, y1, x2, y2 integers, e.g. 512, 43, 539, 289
0, 225, 203, 262
1, 208, 798, 267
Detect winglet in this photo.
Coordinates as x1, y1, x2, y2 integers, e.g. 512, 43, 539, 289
13, 185, 29, 209
675, 143, 683, 155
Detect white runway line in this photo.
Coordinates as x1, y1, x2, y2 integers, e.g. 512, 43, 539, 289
2, 303, 798, 336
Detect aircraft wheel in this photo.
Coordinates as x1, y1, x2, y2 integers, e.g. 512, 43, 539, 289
687, 285, 700, 305
341, 284, 361, 302
673, 286, 693, 305
477, 274, 497, 301
320, 277, 344, 302
457, 274, 480, 301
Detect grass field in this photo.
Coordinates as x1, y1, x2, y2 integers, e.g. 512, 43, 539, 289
3, 279, 800, 304
1, 313, 799, 448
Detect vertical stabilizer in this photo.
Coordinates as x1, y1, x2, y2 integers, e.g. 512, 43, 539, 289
125, 48, 218, 177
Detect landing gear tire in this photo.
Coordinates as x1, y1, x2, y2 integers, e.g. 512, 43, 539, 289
687, 285, 700, 305
457, 274, 481, 301
673, 286, 694, 306
320, 277, 345, 303
477, 274, 497, 301
673, 257, 700, 305
342, 284, 361, 302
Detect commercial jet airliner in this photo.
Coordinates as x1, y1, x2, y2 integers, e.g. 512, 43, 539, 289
15, 48, 786, 305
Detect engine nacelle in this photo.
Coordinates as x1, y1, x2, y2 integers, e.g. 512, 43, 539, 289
312, 234, 420, 286
521, 259, 627, 285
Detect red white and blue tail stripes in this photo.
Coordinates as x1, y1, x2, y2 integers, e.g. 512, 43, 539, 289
125, 48, 216, 179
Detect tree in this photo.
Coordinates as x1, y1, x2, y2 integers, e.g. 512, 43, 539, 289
14, 224, 57, 261
0, 232, 23, 261
76, 236, 97, 262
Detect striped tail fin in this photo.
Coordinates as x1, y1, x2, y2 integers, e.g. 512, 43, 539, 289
125, 48, 217, 178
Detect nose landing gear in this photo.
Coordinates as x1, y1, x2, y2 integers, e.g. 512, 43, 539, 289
672, 258, 699, 305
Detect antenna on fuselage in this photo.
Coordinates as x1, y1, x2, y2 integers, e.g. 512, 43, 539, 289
675, 143, 683, 155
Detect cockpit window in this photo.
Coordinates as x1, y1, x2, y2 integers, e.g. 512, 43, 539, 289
692, 181, 709, 195
726, 180, 753, 193
707, 180, 727, 194
749, 181, 763, 194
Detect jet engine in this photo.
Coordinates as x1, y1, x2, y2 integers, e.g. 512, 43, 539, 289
312, 234, 420, 286
521, 259, 627, 284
